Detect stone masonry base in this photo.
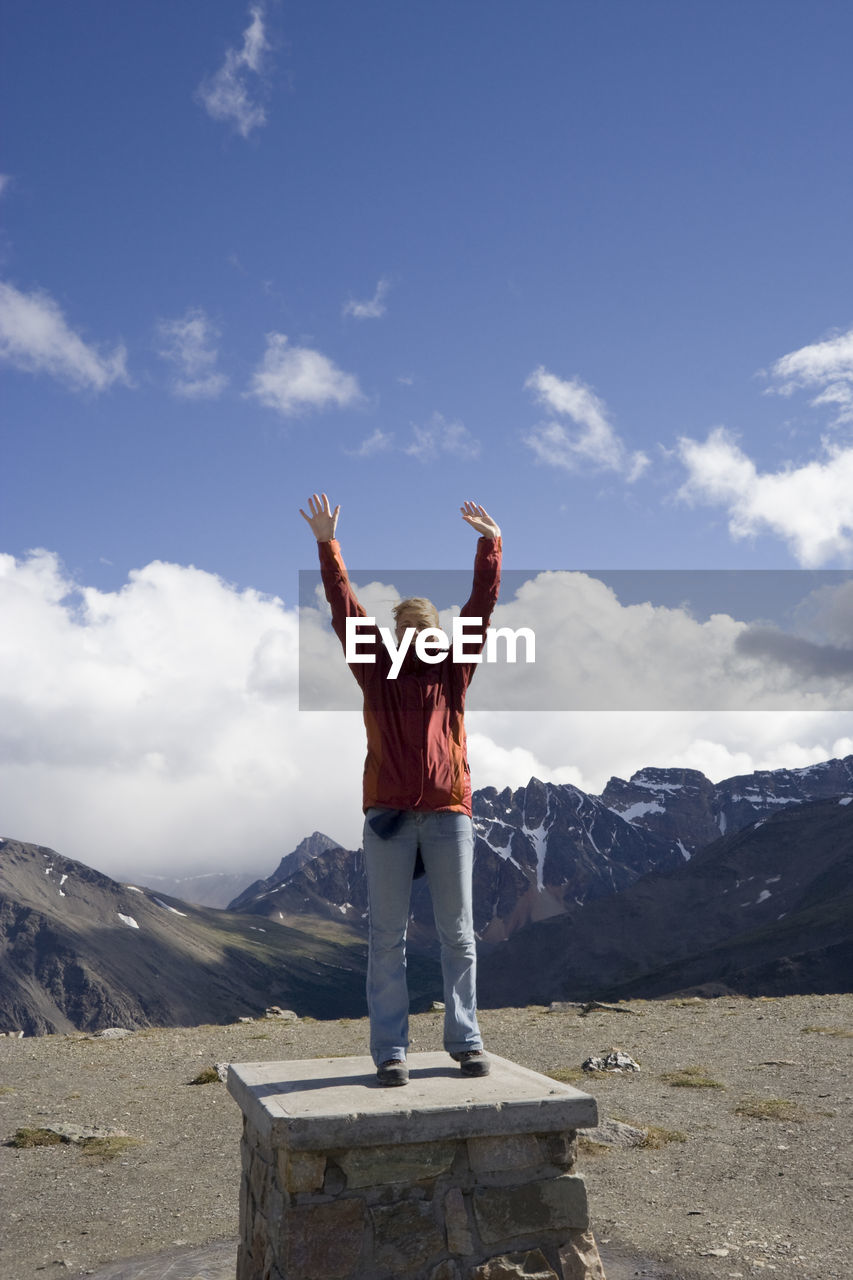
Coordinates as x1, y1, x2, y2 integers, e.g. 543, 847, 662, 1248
228, 1052, 606, 1280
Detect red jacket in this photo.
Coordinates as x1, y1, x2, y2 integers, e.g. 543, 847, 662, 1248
319, 536, 502, 815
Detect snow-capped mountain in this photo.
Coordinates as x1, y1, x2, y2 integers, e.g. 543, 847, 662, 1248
479, 794, 853, 1005
229, 758, 853, 958
599, 755, 853, 851
470, 778, 684, 941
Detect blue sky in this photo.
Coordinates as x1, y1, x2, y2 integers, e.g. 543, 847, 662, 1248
2, 2, 852, 878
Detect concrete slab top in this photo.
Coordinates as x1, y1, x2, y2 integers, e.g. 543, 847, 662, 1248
227, 1052, 598, 1149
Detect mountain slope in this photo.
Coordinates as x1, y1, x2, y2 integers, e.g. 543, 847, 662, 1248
478, 796, 853, 1005
228, 781, 685, 949
0, 838, 395, 1035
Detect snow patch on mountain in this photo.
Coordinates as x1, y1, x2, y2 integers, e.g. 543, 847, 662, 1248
525, 821, 548, 891
618, 800, 666, 822
153, 897, 187, 917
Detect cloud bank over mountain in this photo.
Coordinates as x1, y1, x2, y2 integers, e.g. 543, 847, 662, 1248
2, 550, 851, 881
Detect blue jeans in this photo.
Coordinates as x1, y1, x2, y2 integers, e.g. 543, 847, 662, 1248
362, 808, 483, 1067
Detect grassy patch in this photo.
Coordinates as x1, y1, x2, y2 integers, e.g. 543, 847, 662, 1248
578, 1135, 611, 1157
8, 1127, 65, 1148
0, 1086, 17, 1096
640, 1125, 688, 1148
734, 1096, 810, 1122
188, 1067, 221, 1085
79, 1135, 142, 1161
660, 1065, 725, 1089
546, 1067, 586, 1084
802, 1026, 853, 1038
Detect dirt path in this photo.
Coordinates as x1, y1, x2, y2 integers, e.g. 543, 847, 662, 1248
1, 994, 850, 1279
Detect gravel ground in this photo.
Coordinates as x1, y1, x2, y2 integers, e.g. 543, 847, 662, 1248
0, 994, 850, 1280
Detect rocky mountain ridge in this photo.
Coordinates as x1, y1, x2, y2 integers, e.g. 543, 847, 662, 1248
228, 756, 853, 955
597, 754, 853, 851
478, 794, 853, 1004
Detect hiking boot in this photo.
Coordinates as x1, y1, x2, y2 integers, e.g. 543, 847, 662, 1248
377, 1059, 409, 1087
451, 1049, 490, 1077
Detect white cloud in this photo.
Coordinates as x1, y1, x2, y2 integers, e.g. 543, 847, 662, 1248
2, 551, 851, 879
405, 414, 481, 462
343, 278, 391, 320
463, 570, 853, 714
346, 428, 394, 458
0, 280, 129, 391
467, 713, 853, 798
248, 333, 363, 416
677, 427, 853, 566
766, 327, 853, 426
156, 308, 228, 399
0, 550, 366, 877
197, 4, 270, 138
0, 174, 12, 199
304, 565, 853, 716
524, 367, 649, 480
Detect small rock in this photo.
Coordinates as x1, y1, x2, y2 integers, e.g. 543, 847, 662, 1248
90, 1028, 133, 1039
264, 1007, 299, 1021
214, 1062, 230, 1082
580, 1118, 647, 1148
430, 1001, 446, 1012
582, 1050, 640, 1073
579, 1001, 638, 1017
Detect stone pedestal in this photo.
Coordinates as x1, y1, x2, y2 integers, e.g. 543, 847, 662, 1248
227, 1052, 606, 1280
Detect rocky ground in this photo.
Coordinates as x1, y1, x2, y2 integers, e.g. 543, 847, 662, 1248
0, 994, 850, 1280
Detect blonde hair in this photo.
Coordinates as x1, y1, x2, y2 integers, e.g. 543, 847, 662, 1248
393, 597, 440, 630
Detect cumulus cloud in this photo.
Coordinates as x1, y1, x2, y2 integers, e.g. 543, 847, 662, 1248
467, 713, 853, 799
677, 427, 853, 566
0, 550, 366, 878
197, 4, 270, 138
405, 414, 481, 462
301, 565, 853, 714
0, 280, 130, 391
343, 278, 391, 320
248, 333, 363, 416
2, 551, 852, 879
524, 367, 649, 480
766, 327, 853, 426
156, 308, 228, 399
467, 572, 853, 713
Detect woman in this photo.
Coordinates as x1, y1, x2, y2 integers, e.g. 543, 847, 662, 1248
300, 493, 501, 1085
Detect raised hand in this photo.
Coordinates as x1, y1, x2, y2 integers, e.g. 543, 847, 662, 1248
460, 501, 501, 539
300, 492, 340, 541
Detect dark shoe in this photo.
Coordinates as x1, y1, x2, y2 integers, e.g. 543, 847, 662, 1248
377, 1059, 409, 1087
451, 1049, 490, 1077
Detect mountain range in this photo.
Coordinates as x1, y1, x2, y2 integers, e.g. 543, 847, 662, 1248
2, 755, 851, 1034
228, 755, 853, 937
0, 838, 440, 1036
